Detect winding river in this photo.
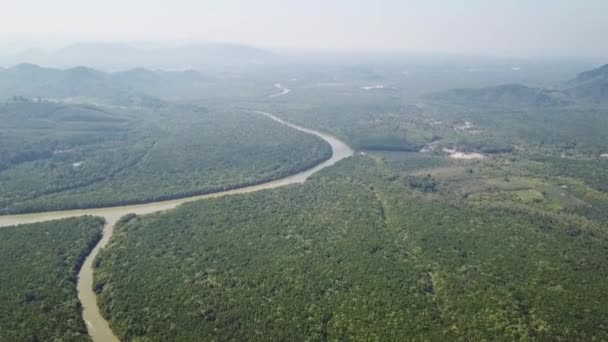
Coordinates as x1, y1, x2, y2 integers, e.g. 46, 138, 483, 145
0, 110, 353, 342
269, 83, 291, 98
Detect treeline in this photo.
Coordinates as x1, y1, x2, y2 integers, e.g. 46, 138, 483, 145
0, 216, 104, 342
356, 136, 423, 152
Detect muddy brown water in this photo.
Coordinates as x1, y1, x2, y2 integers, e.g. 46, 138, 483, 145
0, 111, 353, 342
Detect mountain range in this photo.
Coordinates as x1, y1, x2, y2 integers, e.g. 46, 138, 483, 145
427, 64, 608, 107
0, 63, 213, 104
1, 61, 607, 108
0, 43, 276, 71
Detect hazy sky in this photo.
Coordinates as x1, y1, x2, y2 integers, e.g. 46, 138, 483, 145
2, 0, 608, 57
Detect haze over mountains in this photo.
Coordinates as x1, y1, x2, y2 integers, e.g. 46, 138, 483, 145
0, 63, 206, 103
565, 64, 608, 101
0, 42, 275, 71
3, 1, 608, 341
3, 60, 606, 108
428, 63, 608, 106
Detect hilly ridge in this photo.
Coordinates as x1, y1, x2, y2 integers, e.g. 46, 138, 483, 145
0, 64, 209, 102
427, 64, 608, 107
565, 64, 608, 103
0, 43, 276, 71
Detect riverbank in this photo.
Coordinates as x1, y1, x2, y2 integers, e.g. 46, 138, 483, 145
0, 111, 353, 342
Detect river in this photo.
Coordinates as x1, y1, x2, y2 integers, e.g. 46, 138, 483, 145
0, 111, 353, 342
269, 83, 291, 98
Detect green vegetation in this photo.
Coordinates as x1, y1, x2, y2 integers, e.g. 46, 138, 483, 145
0, 63, 275, 102
94, 157, 608, 340
0, 99, 331, 213
2, 61, 608, 340
250, 63, 608, 161
369, 151, 451, 173
425, 84, 572, 108
526, 155, 608, 192
265, 101, 433, 152
0, 216, 104, 342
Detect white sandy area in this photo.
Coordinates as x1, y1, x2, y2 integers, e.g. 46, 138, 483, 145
443, 148, 486, 160
361, 85, 384, 90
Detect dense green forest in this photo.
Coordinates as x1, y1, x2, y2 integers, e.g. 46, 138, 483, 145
0, 216, 104, 342
94, 156, 608, 340
0, 99, 331, 213
1, 60, 607, 340
248, 63, 608, 159
255, 89, 608, 159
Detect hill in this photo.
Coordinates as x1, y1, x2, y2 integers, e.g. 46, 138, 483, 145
568, 64, 608, 84
0, 42, 276, 71
0, 64, 208, 101
565, 64, 608, 103
425, 64, 608, 107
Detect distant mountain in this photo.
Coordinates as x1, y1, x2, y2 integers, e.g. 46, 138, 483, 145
0, 64, 64, 97
0, 64, 114, 99
1, 63, 62, 81
426, 83, 572, 107
110, 67, 207, 94
0, 64, 207, 101
0, 42, 276, 71
565, 64, 608, 103
54, 43, 143, 64
426, 63, 608, 107
568, 64, 608, 84
111, 68, 165, 91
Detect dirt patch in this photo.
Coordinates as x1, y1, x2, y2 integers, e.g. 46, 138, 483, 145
443, 148, 485, 160
361, 85, 384, 90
